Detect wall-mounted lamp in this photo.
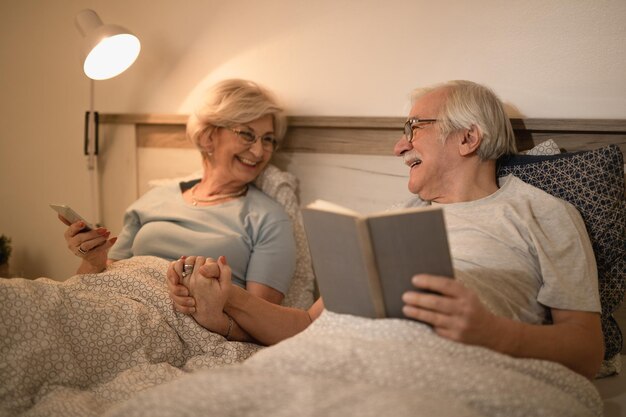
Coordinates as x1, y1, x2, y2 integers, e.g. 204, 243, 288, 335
75, 9, 140, 225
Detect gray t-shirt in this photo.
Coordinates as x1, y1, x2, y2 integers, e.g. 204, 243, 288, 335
108, 183, 296, 294
404, 175, 600, 324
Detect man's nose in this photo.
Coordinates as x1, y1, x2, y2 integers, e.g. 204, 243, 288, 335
393, 134, 412, 156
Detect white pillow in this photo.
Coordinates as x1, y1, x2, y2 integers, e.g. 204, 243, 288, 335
148, 170, 203, 189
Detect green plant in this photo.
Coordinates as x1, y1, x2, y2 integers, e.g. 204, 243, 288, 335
0, 235, 12, 264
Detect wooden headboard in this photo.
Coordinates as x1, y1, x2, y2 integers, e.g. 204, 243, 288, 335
98, 114, 626, 234
101, 114, 626, 155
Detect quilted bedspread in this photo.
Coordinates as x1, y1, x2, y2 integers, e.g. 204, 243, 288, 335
0, 256, 261, 416
107, 313, 604, 417
0, 256, 603, 417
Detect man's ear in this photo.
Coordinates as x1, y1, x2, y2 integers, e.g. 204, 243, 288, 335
459, 124, 482, 156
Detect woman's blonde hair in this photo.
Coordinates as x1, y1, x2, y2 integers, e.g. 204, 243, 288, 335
187, 79, 287, 155
412, 80, 517, 160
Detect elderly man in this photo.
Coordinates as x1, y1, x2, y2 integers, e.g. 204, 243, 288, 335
168, 80, 604, 380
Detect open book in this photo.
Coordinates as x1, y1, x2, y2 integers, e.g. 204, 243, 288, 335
302, 200, 454, 319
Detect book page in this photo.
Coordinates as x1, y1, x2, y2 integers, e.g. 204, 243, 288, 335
305, 200, 361, 217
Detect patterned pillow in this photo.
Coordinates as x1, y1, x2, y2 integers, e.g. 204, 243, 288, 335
254, 165, 316, 309
522, 139, 561, 156
497, 145, 626, 366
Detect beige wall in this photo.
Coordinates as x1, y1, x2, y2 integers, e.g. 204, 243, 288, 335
1, 0, 625, 280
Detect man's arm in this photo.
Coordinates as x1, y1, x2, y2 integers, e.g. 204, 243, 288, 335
225, 288, 324, 346
402, 274, 604, 380
167, 256, 323, 345
496, 308, 603, 379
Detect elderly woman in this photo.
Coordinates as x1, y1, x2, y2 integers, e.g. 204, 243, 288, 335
60, 79, 296, 327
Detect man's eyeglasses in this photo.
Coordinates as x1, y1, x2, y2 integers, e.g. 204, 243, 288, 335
403, 118, 438, 143
229, 128, 278, 152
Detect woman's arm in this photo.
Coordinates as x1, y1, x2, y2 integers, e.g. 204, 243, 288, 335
167, 256, 322, 345
246, 282, 284, 305
76, 258, 117, 274
167, 257, 281, 342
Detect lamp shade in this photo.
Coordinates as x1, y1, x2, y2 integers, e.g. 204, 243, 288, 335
75, 9, 140, 80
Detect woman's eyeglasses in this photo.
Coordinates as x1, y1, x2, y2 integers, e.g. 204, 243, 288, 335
229, 128, 278, 152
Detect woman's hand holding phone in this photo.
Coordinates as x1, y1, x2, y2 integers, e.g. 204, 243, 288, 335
50, 204, 117, 273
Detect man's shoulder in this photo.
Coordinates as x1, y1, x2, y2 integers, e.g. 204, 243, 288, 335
500, 174, 578, 213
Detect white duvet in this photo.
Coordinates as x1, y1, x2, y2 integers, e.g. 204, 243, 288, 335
0, 256, 603, 417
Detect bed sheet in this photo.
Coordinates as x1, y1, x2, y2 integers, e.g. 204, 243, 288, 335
1, 256, 604, 417
0, 256, 261, 416
109, 311, 603, 416
595, 368, 626, 417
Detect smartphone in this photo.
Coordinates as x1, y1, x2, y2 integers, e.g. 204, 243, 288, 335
49, 204, 94, 231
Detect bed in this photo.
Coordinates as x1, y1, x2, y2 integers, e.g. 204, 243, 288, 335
1, 115, 624, 417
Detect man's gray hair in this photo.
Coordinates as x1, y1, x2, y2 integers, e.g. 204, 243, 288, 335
412, 80, 517, 160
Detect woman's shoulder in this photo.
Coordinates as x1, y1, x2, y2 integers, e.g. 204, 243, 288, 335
245, 185, 290, 220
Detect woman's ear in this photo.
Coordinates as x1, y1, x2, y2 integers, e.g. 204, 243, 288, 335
459, 124, 482, 156
198, 128, 215, 155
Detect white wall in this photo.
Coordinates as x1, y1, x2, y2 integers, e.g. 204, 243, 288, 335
1, 0, 625, 279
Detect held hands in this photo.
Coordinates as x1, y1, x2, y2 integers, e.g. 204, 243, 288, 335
402, 274, 501, 349
167, 255, 233, 337
60, 215, 116, 271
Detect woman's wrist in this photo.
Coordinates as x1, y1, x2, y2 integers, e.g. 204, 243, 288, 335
76, 259, 106, 274
191, 307, 231, 337
212, 312, 233, 339
223, 314, 234, 340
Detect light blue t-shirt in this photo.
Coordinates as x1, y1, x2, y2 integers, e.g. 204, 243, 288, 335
108, 182, 296, 294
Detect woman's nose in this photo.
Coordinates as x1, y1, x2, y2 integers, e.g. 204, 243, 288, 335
249, 138, 265, 156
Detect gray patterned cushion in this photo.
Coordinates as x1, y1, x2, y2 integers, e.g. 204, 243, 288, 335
497, 144, 626, 362
522, 139, 561, 156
